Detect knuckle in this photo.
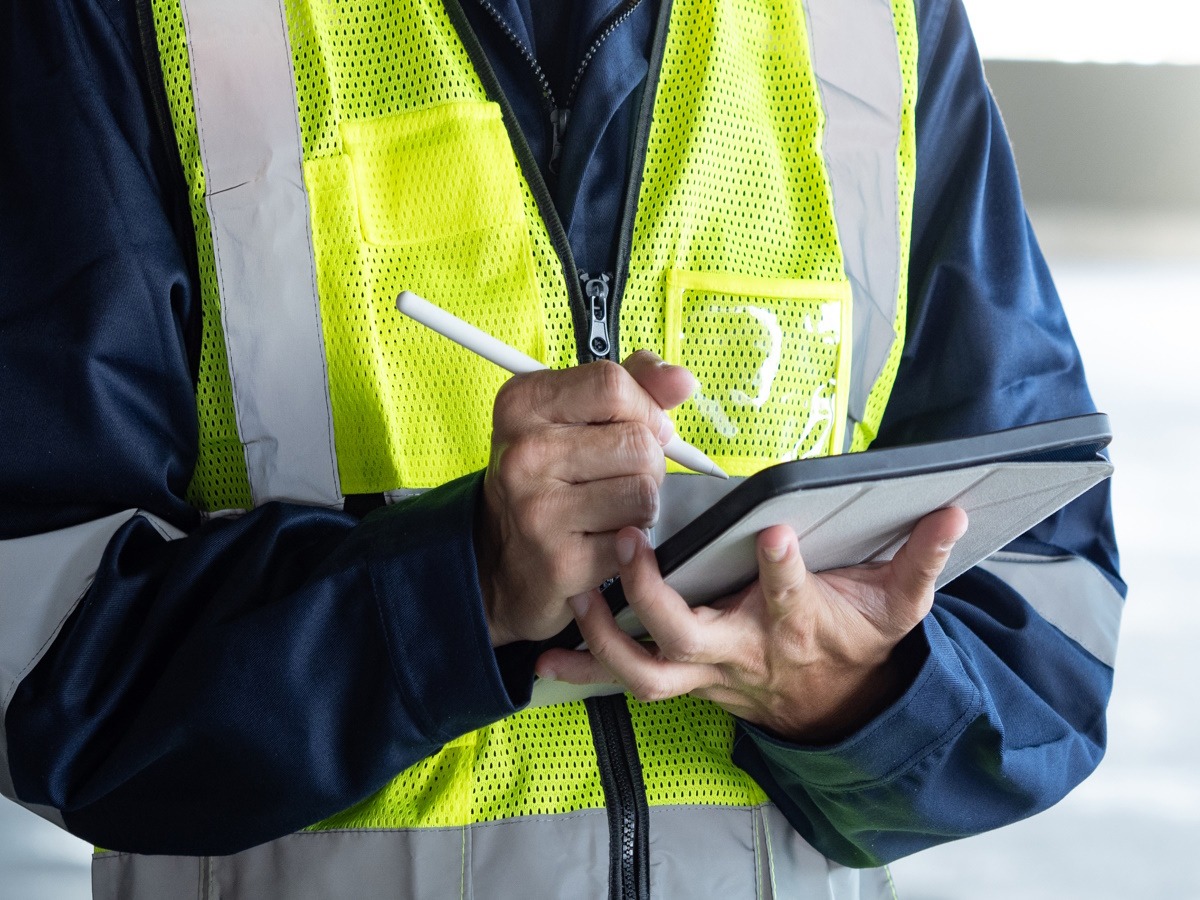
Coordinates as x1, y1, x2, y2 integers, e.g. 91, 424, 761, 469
492, 374, 528, 424
620, 422, 660, 468
520, 488, 559, 534
629, 473, 660, 526
494, 438, 538, 485
628, 676, 669, 704
587, 631, 620, 663
592, 359, 632, 410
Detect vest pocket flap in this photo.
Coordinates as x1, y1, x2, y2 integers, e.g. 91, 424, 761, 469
339, 102, 526, 246
664, 269, 853, 471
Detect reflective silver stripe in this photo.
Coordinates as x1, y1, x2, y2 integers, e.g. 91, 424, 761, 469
384, 487, 429, 504
979, 551, 1124, 667
179, 0, 341, 507
93, 804, 880, 898
800, 0, 905, 450
0, 511, 184, 823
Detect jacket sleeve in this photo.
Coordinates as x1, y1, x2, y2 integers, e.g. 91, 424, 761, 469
0, 0, 527, 856
730, 0, 1125, 867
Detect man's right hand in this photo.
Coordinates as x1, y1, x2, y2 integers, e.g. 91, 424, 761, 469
477, 351, 697, 646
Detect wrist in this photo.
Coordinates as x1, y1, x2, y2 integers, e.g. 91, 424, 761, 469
472, 489, 514, 647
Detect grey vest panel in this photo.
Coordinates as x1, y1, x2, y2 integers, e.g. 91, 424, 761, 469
177, 0, 340, 507
92, 804, 893, 899
800, 0, 906, 447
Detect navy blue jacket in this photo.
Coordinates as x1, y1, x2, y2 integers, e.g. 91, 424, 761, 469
0, 0, 1123, 867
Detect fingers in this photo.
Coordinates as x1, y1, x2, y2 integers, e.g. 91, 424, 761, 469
480, 356, 689, 646
496, 360, 675, 444
613, 528, 716, 663
755, 525, 809, 616
553, 588, 715, 702
494, 420, 666, 487
506, 477, 661, 542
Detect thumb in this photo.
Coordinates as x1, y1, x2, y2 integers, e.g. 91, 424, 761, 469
622, 349, 698, 412
885, 506, 969, 625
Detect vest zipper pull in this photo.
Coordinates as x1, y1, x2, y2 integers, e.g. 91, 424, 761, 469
580, 272, 612, 360
550, 107, 571, 174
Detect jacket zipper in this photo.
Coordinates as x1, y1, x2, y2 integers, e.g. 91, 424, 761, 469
444, 0, 588, 357
475, 0, 645, 175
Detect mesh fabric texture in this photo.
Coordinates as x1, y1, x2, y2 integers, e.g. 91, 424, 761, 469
620, 0, 853, 475
286, 0, 576, 493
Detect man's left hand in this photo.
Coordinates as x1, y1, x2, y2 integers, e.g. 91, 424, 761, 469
535, 506, 968, 744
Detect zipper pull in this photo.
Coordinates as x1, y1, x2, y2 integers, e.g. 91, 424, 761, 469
580, 272, 612, 360
549, 107, 571, 174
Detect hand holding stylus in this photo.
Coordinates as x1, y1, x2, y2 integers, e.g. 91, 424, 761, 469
396, 290, 718, 645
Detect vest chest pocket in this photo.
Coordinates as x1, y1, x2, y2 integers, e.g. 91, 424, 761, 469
303, 101, 546, 492
663, 269, 853, 476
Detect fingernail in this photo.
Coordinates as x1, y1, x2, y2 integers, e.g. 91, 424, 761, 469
538, 667, 557, 681
762, 541, 788, 563
939, 538, 959, 553
656, 412, 675, 445
569, 592, 591, 617
616, 532, 639, 566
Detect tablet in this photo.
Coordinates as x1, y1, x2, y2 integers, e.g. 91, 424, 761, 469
620, 411, 1110, 629
530, 414, 1112, 704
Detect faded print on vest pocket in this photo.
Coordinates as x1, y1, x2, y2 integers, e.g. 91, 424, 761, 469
664, 269, 852, 476
303, 102, 545, 493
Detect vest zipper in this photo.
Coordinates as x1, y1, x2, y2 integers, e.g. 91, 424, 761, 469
586, 695, 651, 900
443, 4, 665, 894
580, 272, 613, 359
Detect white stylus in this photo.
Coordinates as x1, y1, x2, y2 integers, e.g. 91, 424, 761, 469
396, 291, 728, 479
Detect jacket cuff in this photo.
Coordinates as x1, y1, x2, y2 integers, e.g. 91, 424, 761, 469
735, 614, 984, 789
364, 472, 526, 744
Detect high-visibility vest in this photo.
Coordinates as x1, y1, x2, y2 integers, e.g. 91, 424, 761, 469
94, 0, 918, 896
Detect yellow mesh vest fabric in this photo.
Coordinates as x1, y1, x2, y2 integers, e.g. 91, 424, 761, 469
152, 0, 917, 832
620, 0, 852, 476
629, 0, 918, 803
630, 695, 769, 808
284, 0, 577, 493
312, 703, 607, 829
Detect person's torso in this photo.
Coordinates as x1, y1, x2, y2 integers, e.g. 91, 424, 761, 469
94, 1, 917, 896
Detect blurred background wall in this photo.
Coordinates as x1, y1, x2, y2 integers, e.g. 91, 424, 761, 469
989, 61, 1200, 210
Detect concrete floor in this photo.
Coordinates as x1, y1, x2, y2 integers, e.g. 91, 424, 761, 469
2, 210, 1197, 899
